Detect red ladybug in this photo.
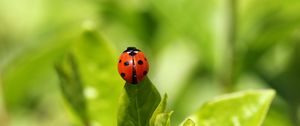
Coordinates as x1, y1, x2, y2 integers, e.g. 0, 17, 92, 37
118, 47, 149, 84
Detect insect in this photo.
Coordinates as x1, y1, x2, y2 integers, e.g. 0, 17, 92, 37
118, 47, 149, 84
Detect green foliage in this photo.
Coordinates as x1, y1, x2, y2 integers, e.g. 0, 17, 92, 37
1, 0, 300, 125
150, 94, 168, 126
117, 79, 275, 126
55, 54, 88, 125
153, 112, 173, 126
150, 94, 173, 126
186, 90, 275, 126
71, 29, 122, 126
56, 28, 123, 126
181, 119, 195, 126
118, 77, 161, 126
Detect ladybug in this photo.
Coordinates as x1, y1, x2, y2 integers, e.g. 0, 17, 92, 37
118, 47, 149, 84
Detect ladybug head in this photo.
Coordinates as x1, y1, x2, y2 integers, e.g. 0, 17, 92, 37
124, 47, 140, 56
123, 47, 140, 52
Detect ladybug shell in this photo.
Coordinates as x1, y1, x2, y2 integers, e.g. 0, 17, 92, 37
118, 48, 149, 84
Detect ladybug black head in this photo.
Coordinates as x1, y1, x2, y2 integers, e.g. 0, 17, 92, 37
123, 47, 140, 53
123, 47, 141, 56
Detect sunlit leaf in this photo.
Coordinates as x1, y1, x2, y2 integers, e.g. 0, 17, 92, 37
56, 25, 123, 125
181, 118, 195, 126
154, 111, 173, 126
150, 94, 173, 126
187, 90, 275, 126
150, 94, 168, 126
73, 28, 123, 126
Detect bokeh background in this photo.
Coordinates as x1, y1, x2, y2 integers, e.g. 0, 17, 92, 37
1, 0, 300, 126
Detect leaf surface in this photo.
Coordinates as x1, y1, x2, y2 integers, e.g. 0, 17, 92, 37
56, 27, 123, 126
182, 119, 195, 126
118, 77, 161, 126
185, 90, 275, 126
150, 94, 168, 126
55, 54, 89, 125
154, 112, 173, 126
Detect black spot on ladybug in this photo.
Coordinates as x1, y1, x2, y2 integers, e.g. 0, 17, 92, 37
124, 61, 129, 66
144, 58, 147, 61
121, 73, 125, 77
138, 60, 143, 65
143, 71, 148, 75
119, 60, 121, 63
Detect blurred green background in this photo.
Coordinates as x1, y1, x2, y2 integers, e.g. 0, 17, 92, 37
1, 0, 300, 125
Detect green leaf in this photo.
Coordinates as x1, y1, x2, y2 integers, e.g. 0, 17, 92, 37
150, 94, 173, 126
55, 54, 89, 126
154, 111, 173, 126
186, 90, 275, 126
150, 94, 168, 126
181, 119, 195, 126
118, 77, 161, 126
56, 26, 123, 126
73, 24, 123, 126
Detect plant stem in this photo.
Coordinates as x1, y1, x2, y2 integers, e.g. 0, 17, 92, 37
290, 103, 300, 126
0, 73, 9, 126
222, 0, 237, 93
